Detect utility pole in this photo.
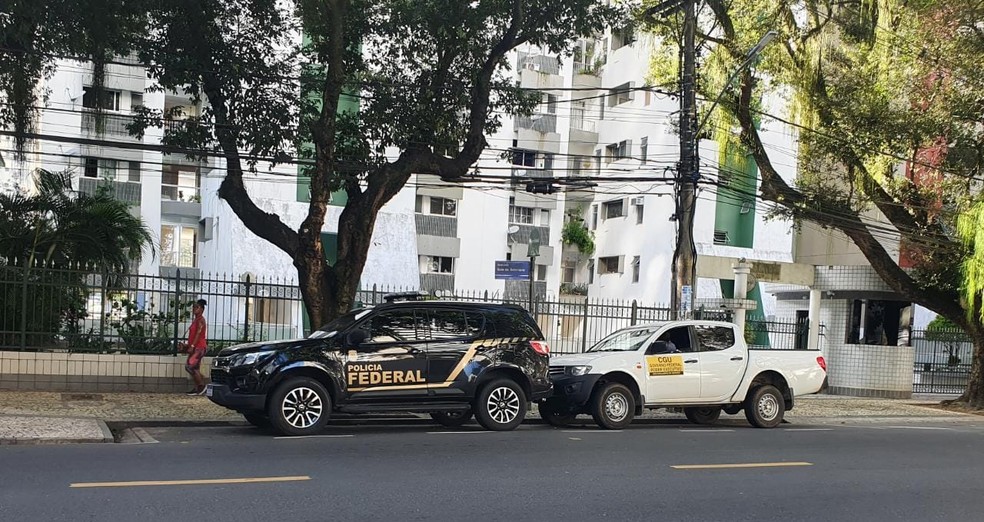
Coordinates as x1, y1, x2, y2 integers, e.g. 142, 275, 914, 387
671, 0, 698, 318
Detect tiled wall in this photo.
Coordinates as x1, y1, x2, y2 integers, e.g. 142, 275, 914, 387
0, 351, 212, 392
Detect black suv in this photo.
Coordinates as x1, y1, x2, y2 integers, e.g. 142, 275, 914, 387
207, 297, 551, 435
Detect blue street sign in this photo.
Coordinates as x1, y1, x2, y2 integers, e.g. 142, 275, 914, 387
495, 260, 531, 280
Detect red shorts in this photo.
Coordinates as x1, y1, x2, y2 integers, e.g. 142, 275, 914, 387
185, 347, 206, 373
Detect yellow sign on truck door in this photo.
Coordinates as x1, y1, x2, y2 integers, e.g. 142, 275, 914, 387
646, 355, 684, 376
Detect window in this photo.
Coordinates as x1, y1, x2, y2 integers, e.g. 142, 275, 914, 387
83, 157, 120, 179
536, 264, 547, 281
539, 209, 551, 226
590, 204, 599, 229
429, 196, 457, 217
160, 225, 198, 267
595, 149, 602, 174
82, 87, 121, 111
714, 230, 730, 245
545, 94, 558, 114
428, 311, 483, 341
612, 26, 635, 50
509, 200, 534, 224
587, 259, 595, 284
422, 256, 453, 274
656, 326, 693, 353
562, 260, 575, 284
130, 92, 143, 109
847, 299, 911, 345
415, 195, 423, 213
631, 256, 640, 283
162, 164, 200, 202
127, 161, 141, 182
84, 157, 98, 178
603, 199, 625, 219
605, 140, 630, 162
248, 297, 295, 326
640, 136, 648, 164
511, 149, 537, 167
599, 255, 622, 274
489, 311, 538, 338
608, 82, 633, 107
694, 325, 736, 351
636, 203, 644, 224
366, 310, 422, 343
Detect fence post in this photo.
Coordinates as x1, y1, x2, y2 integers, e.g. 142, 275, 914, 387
372, 283, 377, 305
98, 270, 107, 348
630, 300, 638, 326
172, 269, 182, 356
243, 274, 252, 342
581, 297, 589, 353
20, 264, 29, 350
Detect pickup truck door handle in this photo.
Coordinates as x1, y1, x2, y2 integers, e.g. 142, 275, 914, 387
730, 356, 744, 361
684, 359, 698, 364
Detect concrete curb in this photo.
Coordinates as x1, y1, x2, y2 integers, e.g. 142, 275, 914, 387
0, 419, 114, 445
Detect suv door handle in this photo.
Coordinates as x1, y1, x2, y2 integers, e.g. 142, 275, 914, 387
684, 359, 698, 364
730, 356, 744, 361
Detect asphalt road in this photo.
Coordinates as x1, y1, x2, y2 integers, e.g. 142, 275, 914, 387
2, 418, 983, 522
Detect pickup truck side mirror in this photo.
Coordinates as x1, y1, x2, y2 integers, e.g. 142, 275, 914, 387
646, 341, 673, 355
344, 329, 369, 348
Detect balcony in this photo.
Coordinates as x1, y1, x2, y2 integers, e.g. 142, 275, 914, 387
510, 224, 551, 246
80, 112, 139, 139
419, 273, 454, 294
515, 113, 557, 134
415, 214, 457, 238
78, 177, 141, 205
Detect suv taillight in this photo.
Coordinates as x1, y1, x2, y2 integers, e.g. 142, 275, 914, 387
817, 356, 827, 372
529, 340, 550, 356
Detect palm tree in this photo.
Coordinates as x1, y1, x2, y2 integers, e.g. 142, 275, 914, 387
0, 169, 153, 270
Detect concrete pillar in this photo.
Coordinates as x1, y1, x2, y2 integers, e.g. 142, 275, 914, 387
808, 288, 822, 351
732, 261, 752, 332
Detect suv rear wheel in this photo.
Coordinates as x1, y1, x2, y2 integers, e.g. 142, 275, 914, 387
268, 377, 331, 436
430, 409, 473, 428
475, 378, 527, 431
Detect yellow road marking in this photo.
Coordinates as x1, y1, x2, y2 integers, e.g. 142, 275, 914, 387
70, 475, 311, 488
671, 462, 812, 470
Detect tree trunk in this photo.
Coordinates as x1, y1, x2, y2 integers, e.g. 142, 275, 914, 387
958, 326, 984, 408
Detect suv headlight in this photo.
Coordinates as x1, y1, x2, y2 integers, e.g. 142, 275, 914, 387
230, 350, 275, 368
565, 365, 592, 376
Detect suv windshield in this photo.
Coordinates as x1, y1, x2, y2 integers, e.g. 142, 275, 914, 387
308, 309, 372, 339
587, 327, 659, 352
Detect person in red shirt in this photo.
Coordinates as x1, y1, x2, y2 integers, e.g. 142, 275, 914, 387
179, 299, 208, 395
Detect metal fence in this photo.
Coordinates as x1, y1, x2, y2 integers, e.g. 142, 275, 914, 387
2, 263, 813, 358
912, 329, 974, 394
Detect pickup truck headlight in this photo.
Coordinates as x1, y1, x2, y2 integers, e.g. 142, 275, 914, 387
566, 365, 592, 376
230, 350, 275, 368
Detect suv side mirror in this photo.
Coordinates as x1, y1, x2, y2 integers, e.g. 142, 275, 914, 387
646, 341, 672, 355
345, 329, 369, 348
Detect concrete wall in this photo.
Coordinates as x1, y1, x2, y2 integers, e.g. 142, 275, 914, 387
0, 351, 212, 393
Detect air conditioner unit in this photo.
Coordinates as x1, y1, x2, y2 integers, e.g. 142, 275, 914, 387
630, 196, 644, 206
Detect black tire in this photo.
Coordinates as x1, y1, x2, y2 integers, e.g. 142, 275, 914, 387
744, 384, 785, 428
243, 413, 271, 428
723, 404, 743, 415
474, 378, 527, 431
267, 377, 331, 436
590, 382, 635, 430
684, 406, 722, 425
430, 409, 473, 428
538, 401, 577, 428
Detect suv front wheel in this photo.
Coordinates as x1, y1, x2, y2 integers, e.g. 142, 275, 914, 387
268, 377, 331, 436
474, 378, 527, 431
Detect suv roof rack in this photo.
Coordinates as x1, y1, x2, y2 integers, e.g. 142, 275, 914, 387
382, 291, 432, 303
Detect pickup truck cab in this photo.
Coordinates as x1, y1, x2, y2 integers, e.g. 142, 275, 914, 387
539, 320, 827, 429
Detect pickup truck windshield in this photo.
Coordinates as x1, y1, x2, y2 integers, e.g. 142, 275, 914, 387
587, 327, 659, 352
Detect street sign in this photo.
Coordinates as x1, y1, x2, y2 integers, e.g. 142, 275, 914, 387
494, 260, 531, 280
527, 228, 541, 257
681, 285, 693, 315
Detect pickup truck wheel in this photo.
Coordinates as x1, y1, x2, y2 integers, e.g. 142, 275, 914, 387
268, 377, 331, 436
243, 413, 271, 428
430, 410, 473, 428
538, 401, 577, 427
684, 406, 722, 425
591, 383, 635, 430
474, 378, 527, 431
744, 385, 785, 428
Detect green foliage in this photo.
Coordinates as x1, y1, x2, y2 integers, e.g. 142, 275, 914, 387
108, 298, 192, 354
559, 283, 588, 296
561, 218, 595, 256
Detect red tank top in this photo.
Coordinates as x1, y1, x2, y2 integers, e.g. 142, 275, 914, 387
188, 317, 207, 350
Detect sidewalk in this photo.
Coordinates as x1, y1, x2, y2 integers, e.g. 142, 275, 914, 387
0, 390, 977, 444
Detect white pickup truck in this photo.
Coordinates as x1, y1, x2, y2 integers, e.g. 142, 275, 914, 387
538, 320, 827, 429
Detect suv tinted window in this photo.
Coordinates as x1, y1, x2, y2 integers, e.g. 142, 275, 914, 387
490, 311, 539, 338
694, 325, 736, 351
428, 310, 484, 341
366, 309, 423, 343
